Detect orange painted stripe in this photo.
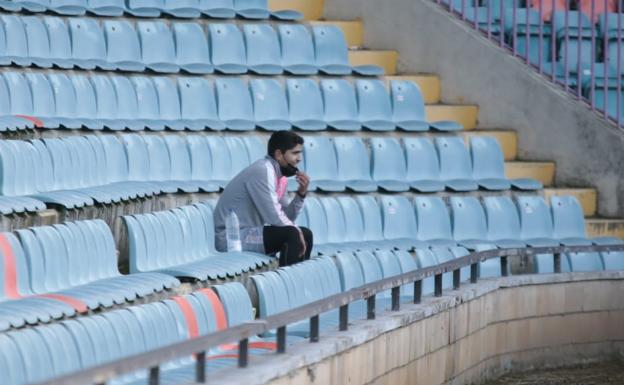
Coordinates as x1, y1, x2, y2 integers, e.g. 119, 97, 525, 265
197, 288, 228, 330
220, 341, 277, 351
39, 294, 88, 313
172, 296, 199, 339
207, 353, 239, 360
15, 115, 44, 128
0, 234, 20, 299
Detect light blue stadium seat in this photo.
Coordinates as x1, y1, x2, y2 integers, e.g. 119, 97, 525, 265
130, 76, 165, 131
177, 77, 224, 131
504, 7, 551, 66
234, 0, 269, 18
403, 137, 445, 192
244, 24, 282, 75
515, 195, 559, 248
4, 0, 43, 11
3, 72, 36, 124
320, 197, 358, 254
45, 72, 82, 129
126, 0, 161, 16
321, 79, 361, 131
414, 248, 438, 296
109, 75, 143, 130
470, 136, 542, 190
313, 25, 383, 76
356, 80, 395, 131
285, 78, 326, 130
137, 21, 179, 73
0, 77, 34, 131
121, 135, 160, 195
390, 80, 462, 131
336, 196, 371, 250
162, 0, 201, 18
374, 249, 411, 298
356, 195, 396, 250
278, 24, 317, 75
224, 136, 251, 177
0, 15, 30, 66
414, 196, 455, 246
209, 23, 247, 74
379, 195, 425, 250
68, 18, 112, 70
482, 196, 527, 248
334, 252, 365, 291
91, 75, 125, 130
71, 75, 103, 130
333, 136, 376, 192
185, 136, 220, 192
173, 23, 213, 74
142, 136, 178, 193
216, 78, 255, 130
250, 79, 291, 130
435, 136, 479, 191
103, 20, 145, 72
22, 16, 53, 68
200, 0, 236, 18
50, 0, 87, 15
88, 0, 126, 16
370, 137, 410, 192
552, 11, 594, 70
303, 197, 330, 256
205, 136, 234, 188
43, 16, 73, 69
153, 77, 185, 131
302, 136, 345, 192
24, 72, 60, 129
241, 135, 266, 163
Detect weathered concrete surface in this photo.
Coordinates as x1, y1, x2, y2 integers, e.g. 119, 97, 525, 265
205, 272, 624, 385
323, 0, 624, 217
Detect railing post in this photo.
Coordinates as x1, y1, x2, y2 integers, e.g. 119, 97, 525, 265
276, 326, 286, 353
413, 280, 422, 304
310, 315, 319, 342
238, 339, 249, 368
553, 252, 562, 273
367, 295, 376, 320
453, 269, 461, 289
195, 351, 206, 383
501, 256, 509, 277
339, 304, 349, 331
391, 286, 400, 311
434, 274, 442, 297
148, 366, 159, 385
470, 263, 478, 283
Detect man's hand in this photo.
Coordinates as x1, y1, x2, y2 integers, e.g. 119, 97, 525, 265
297, 227, 307, 258
296, 171, 310, 197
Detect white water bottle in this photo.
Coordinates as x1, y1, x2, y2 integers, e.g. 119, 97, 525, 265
226, 209, 242, 252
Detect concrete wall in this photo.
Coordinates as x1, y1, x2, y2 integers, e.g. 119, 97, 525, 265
210, 272, 624, 385
323, 0, 624, 217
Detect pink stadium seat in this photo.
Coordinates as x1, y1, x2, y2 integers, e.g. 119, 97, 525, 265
579, 0, 617, 22
530, 0, 567, 21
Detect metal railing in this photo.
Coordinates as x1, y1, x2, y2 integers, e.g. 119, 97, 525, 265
33, 243, 624, 385
435, 0, 624, 127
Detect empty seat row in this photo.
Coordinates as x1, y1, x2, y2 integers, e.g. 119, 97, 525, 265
0, 0, 301, 19
0, 282, 277, 385
0, 72, 447, 132
0, 219, 179, 331
124, 201, 273, 280
0, 17, 378, 76
296, 194, 623, 274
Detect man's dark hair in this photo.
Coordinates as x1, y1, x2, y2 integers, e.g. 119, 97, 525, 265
267, 131, 304, 157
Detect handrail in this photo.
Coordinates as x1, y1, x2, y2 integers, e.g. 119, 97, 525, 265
33, 244, 624, 385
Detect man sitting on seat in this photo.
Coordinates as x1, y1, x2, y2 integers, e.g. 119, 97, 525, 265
214, 131, 313, 266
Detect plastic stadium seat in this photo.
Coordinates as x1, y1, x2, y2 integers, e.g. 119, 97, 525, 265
504, 7, 552, 65
152, 76, 185, 130
46, 73, 84, 129
186, 136, 220, 192
142, 136, 178, 193
234, 0, 269, 18
320, 197, 360, 254
278, 24, 317, 75
356, 80, 395, 131
356, 195, 396, 250
126, 0, 162, 17
130, 76, 164, 130
137, 21, 179, 73
403, 137, 445, 192
165, 135, 201, 192
87, 0, 126, 16
215, 78, 254, 130
90, 75, 123, 130
205, 135, 234, 187
370, 137, 410, 192
313, 25, 383, 76
250, 79, 291, 131
530, 0, 567, 21
286, 78, 326, 130
200, 0, 236, 18
70, 75, 103, 130
435, 136, 479, 191
68, 18, 112, 70
0, 15, 30, 66
162, 0, 201, 18
552, 11, 594, 70
5, 0, 44, 12
24, 73, 60, 129
379, 195, 425, 250
414, 248, 438, 295
173, 23, 213, 74
50, 0, 87, 15
0, 77, 34, 131
111, 75, 144, 131
3, 73, 37, 124
414, 196, 456, 246
579, 0, 616, 22
303, 197, 331, 255
43, 16, 73, 69
482, 196, 527, 248
22, 16, 53, 68
209, 24, 247, 74
177, 77, 225, 131
336, 196, 373, 250
244, 24, 282, 75
224, 136, 251, 179
302, 136, 345, 192
103, 20, 145, 72
334, 136, 377, 192
242, 135, 266, 163
321, 79, 361, 131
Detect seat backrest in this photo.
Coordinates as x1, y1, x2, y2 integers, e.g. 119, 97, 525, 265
286, 78, 324, 123
121, 134, 150, 182
0, 232, 33, 299
243, 23, 280, 67
435, 136, 473, 180
4, 72, 33, 116
213, 282, 254, 326
313, 255, 342, 296
312, 25, 349, 66
334, 252, 365, 291
404, 137, 441, 181
103, 19, 141, 65
130, 76, 160, 121
187, 136, 213, 180
320, 79, 358, 124
356, 79, 392, 123
177, 77, 219, 122
390, 80, 426, 122
550, 195, 587, 239
68, 17, 106, 63
90, 75, 118, 120
356, 195, 384, 242
22, 16, 51, 61
110, 75, 139, 120
252, 271, 290, 316
1, 15, 28, 61
379, 195, 417, 241
303, 197, 328, 245
483, 196, 522, 241
97, 135, 129, 183
333, 136, 372, 182
205, 135, 233, 180
450, 196, 488, 241
137, 20, 176, 64
414, 196, 453, 242
242, 135, 266, 163
223, 137, 250, 178
515, 195, 555, 239
143, 135, 172, 181
278, 24, 315, 67
209, 23, 246, 68
320, 197, 347, 244
47, 73, 79, 120
355, 251, 383, 283
164, 135, 193, 181
153, 76, 182, 121
370, 137, 407, 182
173, 22, 210, 67
470, 136, 506, 180
7, 329, 54, 384
0, 141, 18, 196
250, 78, 289, 123
71, 75, 98, 120
336, 196, 366, 243
374, 250, 403, 279
215, 77, 254, 124
302, 136, 339, 182
43, 16, 72, 62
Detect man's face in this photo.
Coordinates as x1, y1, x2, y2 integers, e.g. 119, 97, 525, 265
275, 144, 303, 168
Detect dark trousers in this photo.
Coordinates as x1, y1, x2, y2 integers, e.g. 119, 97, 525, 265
263, 226, 313, 266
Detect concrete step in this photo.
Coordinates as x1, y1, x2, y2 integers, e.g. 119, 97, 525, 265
311, 20, 363, 47
463, 129, 517, 160
505, 161, 555, 187
385, 75, 441, 104
543, 188, 597, 217
269, 0, 324, 20
349, 50, 398, 75
586, 219, 624, 238
426, 105, 478, 130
